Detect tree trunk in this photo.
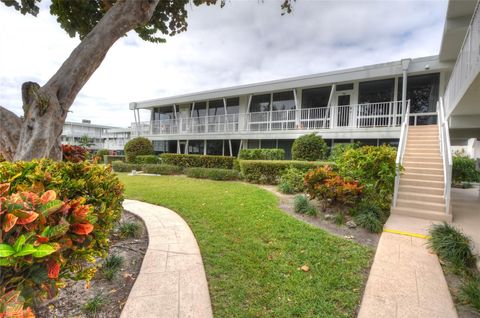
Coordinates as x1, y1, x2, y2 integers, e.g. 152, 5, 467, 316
0, 0, 160, 161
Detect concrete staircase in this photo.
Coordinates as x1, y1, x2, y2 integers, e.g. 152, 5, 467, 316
392, 124, 452, 221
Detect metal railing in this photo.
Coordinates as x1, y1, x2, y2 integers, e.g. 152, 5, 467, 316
132, 101, 404, 136
443, 1, 480, 116
438, 97, 453, 215
392, 100, 411, 207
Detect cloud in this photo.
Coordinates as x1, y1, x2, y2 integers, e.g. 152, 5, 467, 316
0, 0, 448, 127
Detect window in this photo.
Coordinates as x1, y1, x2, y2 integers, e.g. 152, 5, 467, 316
208, 100, 225, 116
397, 73, 439, 113
192, 102, 207, 117
207, 140, 223, 155
261, 139, 276, 148
226, 97, 240, 114
277, 139, 294, 160
359, 79, 395, 104
247, 140, 260, 149
336, 83, 354, 91
302, 86, 331, 108
188, 140, 204, 154
153, 106, 174, 121
250, 94, 271, 113
272, 91, 295, 111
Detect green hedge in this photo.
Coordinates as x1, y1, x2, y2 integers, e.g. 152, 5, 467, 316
185, 167, 240, 181
239, 160, 333, 184
160, 153, 235, 169
111, 161, 143, 172
452, 155, 480, 184
142, 164, 182, 175
104, 155, 125, 164
239, 148, 285, 160
135, 155, 160, 164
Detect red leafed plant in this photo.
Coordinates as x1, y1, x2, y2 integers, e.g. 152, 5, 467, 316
304, 165, 363, 207
61, 144, 88, 163
0, 183, 97, 317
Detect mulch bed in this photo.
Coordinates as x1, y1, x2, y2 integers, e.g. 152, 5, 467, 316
35, 211, 148, 318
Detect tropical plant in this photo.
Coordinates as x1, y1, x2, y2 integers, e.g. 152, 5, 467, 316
353, 201, 386, 233
118, 222, 142, 239
124, 137, 154, 163
78, 135, 94, 148
61, 144, 88, 163
452, 155, 480, 184
291, 133, 329, 161
0, 290, 35, 317
293, 195, 317, 216
278, 167, 305, 194
328, 142, 360, 161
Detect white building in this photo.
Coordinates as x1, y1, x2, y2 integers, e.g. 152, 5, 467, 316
129, 0, 480, 221
61, 120, 131, 152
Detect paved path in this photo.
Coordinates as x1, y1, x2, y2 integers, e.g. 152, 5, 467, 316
358, 214, 457, 318
120, 199, 213, 318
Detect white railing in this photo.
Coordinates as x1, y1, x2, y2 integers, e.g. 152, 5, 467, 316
133, 101, 404, 136
444, 1, 480, 116
438, 97, 453, 215
392, 100, 411, 207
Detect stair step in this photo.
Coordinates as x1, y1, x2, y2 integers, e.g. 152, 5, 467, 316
407, 141, 439, 146
400, 177, 444, 189
408, 135, 438, 139
403, 161, 443, 169
405, 150, 441, 156
403, 155, 442, 163
398, 191, 445, 204
397, 198, 445, 213
403, 172, 444, 181
399, 184, 444, 195
391, 206, 452, 222
403, 167, 444, 175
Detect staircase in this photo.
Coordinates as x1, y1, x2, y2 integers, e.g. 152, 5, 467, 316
391, 124, 452, 221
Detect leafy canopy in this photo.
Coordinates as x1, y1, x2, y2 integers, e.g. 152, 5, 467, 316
2, 0, 293, 43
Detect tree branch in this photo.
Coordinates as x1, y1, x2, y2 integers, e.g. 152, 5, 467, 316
0, 106, 22, 161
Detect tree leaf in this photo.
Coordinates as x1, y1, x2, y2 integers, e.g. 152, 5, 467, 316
14, 244, 36, 257
40, 190, 57, 204
0, 183, 10, 196
13, 235, 26, 252
0, 257, 15, 266
2, 213, 18, 232
16, 212, 39, 225
0, 244, 15, 257
40, 199, 64, 216
32, 244, 56, 258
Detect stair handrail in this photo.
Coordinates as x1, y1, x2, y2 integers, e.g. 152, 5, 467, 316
393, 100, 410, 207
438, 97, 452, 215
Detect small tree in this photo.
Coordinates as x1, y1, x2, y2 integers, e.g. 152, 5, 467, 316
124, 137, 154, 163
292, 133, 328, 161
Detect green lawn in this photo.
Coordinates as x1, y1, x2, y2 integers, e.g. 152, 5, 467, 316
118, 174, 373, 318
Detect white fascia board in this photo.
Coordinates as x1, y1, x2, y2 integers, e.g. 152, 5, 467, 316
132, 56, 451, 110
64, 121, 123, 129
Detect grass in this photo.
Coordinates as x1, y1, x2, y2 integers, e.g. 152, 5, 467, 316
118, 221, 141, 238
102, 254, 124, 281
118, 174, 372, 318
293, 194, 317, 216
83, 294, 105, 316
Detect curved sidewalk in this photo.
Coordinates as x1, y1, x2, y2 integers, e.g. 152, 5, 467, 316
120, 199, 213, 318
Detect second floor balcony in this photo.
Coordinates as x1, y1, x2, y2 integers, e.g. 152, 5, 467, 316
132, 101, 407, 137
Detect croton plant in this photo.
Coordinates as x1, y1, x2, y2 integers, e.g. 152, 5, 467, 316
0, 159, 124, 316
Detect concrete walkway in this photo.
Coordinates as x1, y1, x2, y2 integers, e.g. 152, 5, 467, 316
120, 199, 213, 318
358, 214, 457, 318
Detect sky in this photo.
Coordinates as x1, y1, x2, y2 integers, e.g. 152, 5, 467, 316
0, 0, 448, 128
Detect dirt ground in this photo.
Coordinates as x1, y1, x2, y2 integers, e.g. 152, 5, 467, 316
259, 185, 380, 248
35, 211, 148, 318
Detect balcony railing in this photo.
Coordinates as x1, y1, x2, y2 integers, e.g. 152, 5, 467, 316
132, 101, 404, 136
444, 2, 480, 115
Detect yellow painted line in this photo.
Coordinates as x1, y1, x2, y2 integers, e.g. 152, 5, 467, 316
383, 228, 431, 239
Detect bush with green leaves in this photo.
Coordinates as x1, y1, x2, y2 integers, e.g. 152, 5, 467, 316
353, 201, 387, 233
96, 149, 109, 159
160, 153, 235, 169
278, 167, 305, 194
111, 161, 143, 172
452, 155, 480, 184
104, 155, 125, 164
124, 137, 154, 163
142, 164, 182, 175
328, 143, 360, 161
239, 160, 333, 184
292, 133, 328, 161
102, 254, 124, 281
185, 167, 240, 181
135, 155, 159, 164
293, 195, 317, 216
459, 275, 480, 313
119, 222, 142, 238
83, 294, 105, 315
239, 148, 285, 160
335, 145, 397, 211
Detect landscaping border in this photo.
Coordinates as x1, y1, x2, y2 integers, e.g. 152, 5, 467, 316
121, 199, 213, 318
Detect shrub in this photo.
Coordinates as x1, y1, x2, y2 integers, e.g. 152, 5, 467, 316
96, 149, 110, 158
452, 155, 480, 184
0, 159, 124, 307
142, 164, 182, 175
278, 167, 305, 194
124, 137, 154, 163
111, 161, 143, 172
336, 145, 397, 211
293, 195, 317, 216
328, 143, 360, 162
239, 149, 285, 160
135, 155, 159, 164
185, 167, 240, 181
353, 201, 387, 233
0, 289, 34, 317
104, 155, 125, 164
83, 294, 105, 315
292, 133, 328, 161
160, 153, 235, 169
428, 223, 477, 269
304, 165, 363, 207
119, 222, 142, 239
102, 254, 124, 281
460, 275, 480, 313
62, 144, 88, 162
239, 160, 333, 184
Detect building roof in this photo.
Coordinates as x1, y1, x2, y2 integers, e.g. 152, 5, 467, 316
64, 121, 122, 129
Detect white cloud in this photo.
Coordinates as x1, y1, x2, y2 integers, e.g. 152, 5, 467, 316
0, 0, 448, 127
